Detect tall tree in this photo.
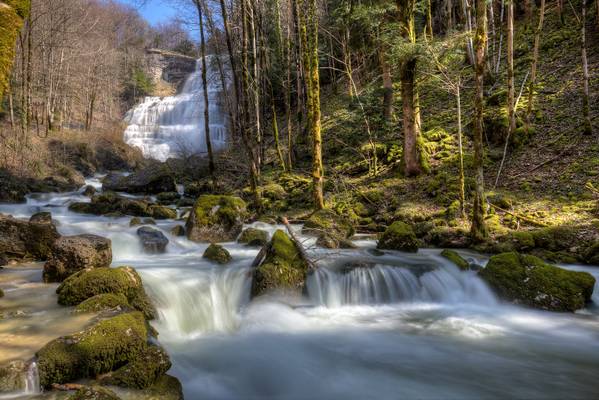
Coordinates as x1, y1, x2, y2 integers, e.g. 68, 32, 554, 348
581, 0, 592, 135
471, 0, 489, 241
506, 0, 516, 138
526, 0, 545, 130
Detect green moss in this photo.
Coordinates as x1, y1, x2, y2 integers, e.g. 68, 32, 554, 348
142, 374, 184, 400
302, 209, 355, 238
238, 228, 269, 246
251, 230, 308, 296
100, 345, 171, 389
68, 386, 121, 400
74, 293, 130, 314
37, 312, 148, 388
186, 195, 248, 242
531, 226, 581, 252
0, 1, 28, 103
479, 252, 595, 312
377, 221, 419, 252
148, 205, 177, 220
56, 267, 155, 320
202, 243, 232, 264
440, 249, 469, 271
584, 241, 599, 265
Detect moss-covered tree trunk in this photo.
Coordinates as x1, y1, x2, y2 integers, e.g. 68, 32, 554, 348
0, 0, 30, 107
526, 0, 545, 129
471, 0, 489, 241
507, 0, 516, 138
581, 0, 592, 135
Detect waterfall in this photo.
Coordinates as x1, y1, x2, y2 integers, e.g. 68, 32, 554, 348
24, 362, 40, 395
306, 263, 497, 308
124, 57, 228, 162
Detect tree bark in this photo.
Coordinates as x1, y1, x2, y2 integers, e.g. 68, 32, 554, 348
471, 0, 489, 241
379, 49, 393, 122
457, 85, 466, 218
526, 0, 545, 130
507, 0, 516, 139
582, 0, 592, 135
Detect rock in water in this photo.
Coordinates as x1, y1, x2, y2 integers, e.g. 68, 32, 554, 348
251, 230, 309, 297
202, 243, 232, 264
43, 234, 112, 282
29, 211, 52, 224
170, 225, 185, 236
377, 221, 419, 252
186, 195, 248, 242
102, 164, 176, 194
82, 185, 96, 197
137, 227, 169, 254
0, 213, 60, 262
238, 228, 269, 246
479, 252, 596, 312
440, 249, 470, 271
100, 345, 172, 389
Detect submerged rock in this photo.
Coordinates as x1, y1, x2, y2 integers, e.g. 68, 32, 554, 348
100, 345, 171, 389
36, 312, 148, 389
43, 234, 112, 282
377, 221, 419, 252
238, 228, 269, 246
479, 252, 595, 312
251, 230, 309, 297
0, 213, 60, 262
137, 227, 169, 254
202, 244, 232, 264
56, 266, 155, 319
302, 209, 354, 239
186, 195, 248, 242
102, 164, 176, 194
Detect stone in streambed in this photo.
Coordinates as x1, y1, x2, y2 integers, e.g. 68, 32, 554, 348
101, 164, 176, 194
479, 252, 595, 312
377, 221, 419, 252
82, 185, 96, 197
170, 225, 185, 236
186, 195, 248, 242
203, 244, 231, 264
29, 211, 52, 224
130, 217, 156, 227
251, 229, 309, 297
137, 227, 169, 254
0, 213, 60, 262
0, 360, 28, 392
100, 345, 171, 389
68, 386, 121, 400
142, 374, 184, 400
315, 234, 356, 249
43, 234, 112, 282
238, 228, 269, 246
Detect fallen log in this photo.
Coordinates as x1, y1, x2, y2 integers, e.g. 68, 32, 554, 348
489, 203, 549, 227
51, 383, 85, 391
281, 217, 318, 271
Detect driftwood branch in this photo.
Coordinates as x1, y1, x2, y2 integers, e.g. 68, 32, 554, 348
489, 203, 549, 227
52, 383, 85, 391
281, 217, 318, 271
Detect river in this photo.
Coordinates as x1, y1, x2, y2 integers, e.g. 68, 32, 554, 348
1, 178, 598, 399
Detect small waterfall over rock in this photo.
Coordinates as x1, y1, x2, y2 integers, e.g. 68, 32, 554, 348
24, 362, 40, 395
124, 58, 227, 162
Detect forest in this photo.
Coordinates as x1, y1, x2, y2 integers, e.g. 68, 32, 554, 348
0, 0, 598, 399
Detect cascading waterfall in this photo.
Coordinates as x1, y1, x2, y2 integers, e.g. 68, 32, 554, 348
24, 362, 40, 395
124, 58, 227, 162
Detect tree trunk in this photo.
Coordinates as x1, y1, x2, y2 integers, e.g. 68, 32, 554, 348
456, 86, 466, 218
557, 0, 563, 25
471, 0, 489, 241
272, 101, 286, 170
380, 49, 393, 122
463, 0, 476, 65
507, 0, 516, 138
582, 0, 592, 135
526, 0, 545, 130
524, 0, 532, 25
426, 0, 434, 39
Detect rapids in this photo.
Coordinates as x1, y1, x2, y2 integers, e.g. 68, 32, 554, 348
1, 179, 598, 399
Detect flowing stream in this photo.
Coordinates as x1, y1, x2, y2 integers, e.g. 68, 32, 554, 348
1, 180, 599, 399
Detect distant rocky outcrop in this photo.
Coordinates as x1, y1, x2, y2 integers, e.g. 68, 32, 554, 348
145, 48, 197, 95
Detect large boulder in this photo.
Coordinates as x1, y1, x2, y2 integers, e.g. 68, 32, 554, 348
102, 164, 176, 194
186, 195, 248, 242
479, 252, 596, 312
251, 230, 309, 297
238, 228, 269, 247
202, 243, 232, 264
36, 312, 148, 388
0, 213, 60, 262
302, 209, 354, 239
56, 266, 155, 319
137, 227, 169, 254
377, 221, 419, 252
43, 234, 112, 282
100, 345, 171, 389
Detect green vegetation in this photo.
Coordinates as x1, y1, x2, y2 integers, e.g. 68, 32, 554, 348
238, 227, 269, 246
377, 221, 419, 252
186, 195, 248, 242
440, 249, 469, 271
100, 345, 171, 389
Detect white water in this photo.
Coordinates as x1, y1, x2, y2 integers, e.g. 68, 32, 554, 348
1, 180, 599, 399
124, 58, 227, 161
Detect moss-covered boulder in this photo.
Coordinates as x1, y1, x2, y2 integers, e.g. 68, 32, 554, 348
202, 244, 232, 264
302, 209, 354, 239
584, 241, 599, 265
75, 293, 130, 314
186, 195, 248, 242
43, 234, 112, 283
100, 345, 171, 389
238, 228, 269, 246
440, 249, 469, 271
68, 386, 121, 400
130, 217, 157, 227
479, 252, 596, 312
56, 267, 155, 319
377, 221, 419, 252
141, 374, 184, 400
148, 205, 177, 220
251, 230, 309, 297
315, 234, 356, 249
36, 312, 148, 388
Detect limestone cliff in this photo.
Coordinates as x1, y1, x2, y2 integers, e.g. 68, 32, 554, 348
144, 48, 197, 96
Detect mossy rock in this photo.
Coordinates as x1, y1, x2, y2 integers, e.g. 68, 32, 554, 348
251, 230, 308, 297
36, 312, 148, 388
487, 193, 514, 210
531, 226, 583, 252
156, 192, 181, 204
75, 293, 130, 314
302, 209, 354, 239
148, 205, 177, 220
141, 374, 184, 400
260, 183, 286, 200
202, 244, 232, 264
479, 252, 595, 312
583, 241, 599, 265
68, 386, 121, 400
440, 249, 469, 271
315, 234, 356, 249
377, 221, 419, 252
186, 195, 248, 242
130, 217, 157, 227
100, 345, 171, 389
56, 267, 155, 320
238, 228, 269, 246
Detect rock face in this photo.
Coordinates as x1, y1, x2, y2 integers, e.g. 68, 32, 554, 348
69, 192, 176, 220
137, 227, 169, 254
56, 266, 155, 319
186, 195, 248, 242
0, 213, 60, 262
377, 221, 419, 252
238, 228, 269, 247
145, 48, 197, 93
43, 234, 112, 282
102, 164, 176, 194
251, 230, 309, 297
202, 244, 232, 264
479, 252, 596, 312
